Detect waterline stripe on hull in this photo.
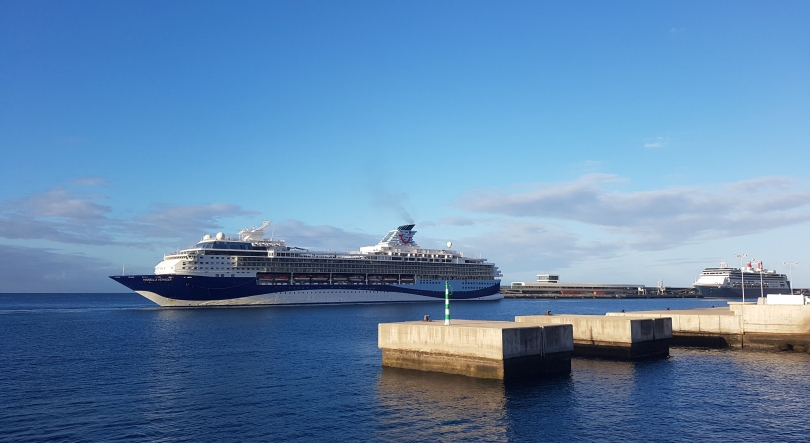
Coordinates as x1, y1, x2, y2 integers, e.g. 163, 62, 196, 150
136, 289, 503, 307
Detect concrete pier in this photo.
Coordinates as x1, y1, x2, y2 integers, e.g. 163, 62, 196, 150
515, 315, 672, 360
378, 320, 573, 379
607, 302, 810, 351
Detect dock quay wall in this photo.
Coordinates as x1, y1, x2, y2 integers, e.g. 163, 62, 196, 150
501, 288, 699, 299
608, 303, 810, 351
378, 320, 573, 379
515, 315, 671, 360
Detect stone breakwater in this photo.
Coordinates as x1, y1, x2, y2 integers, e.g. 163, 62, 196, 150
607, 301, 810, 351
515, 314, 672, 360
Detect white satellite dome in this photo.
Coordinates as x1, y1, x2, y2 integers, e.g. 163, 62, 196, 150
216, 232, 225, 240
203, 234, 211, 240
446, 241, 452, 249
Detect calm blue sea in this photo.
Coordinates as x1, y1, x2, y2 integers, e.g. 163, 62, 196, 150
1, 294, 809, 442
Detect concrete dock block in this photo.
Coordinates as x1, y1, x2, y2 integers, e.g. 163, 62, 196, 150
378, 320, 573, 379
608, 305, 810, 350
515, 315, 671, 360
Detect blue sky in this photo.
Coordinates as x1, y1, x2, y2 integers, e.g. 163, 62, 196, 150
1, 1, 809, 292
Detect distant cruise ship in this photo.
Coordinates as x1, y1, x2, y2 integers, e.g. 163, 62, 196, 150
693, 260, 791, 298
111, 222, 502, 306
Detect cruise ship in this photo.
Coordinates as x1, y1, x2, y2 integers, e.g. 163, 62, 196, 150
693, 260, 791, 298
110, 222, 502, 306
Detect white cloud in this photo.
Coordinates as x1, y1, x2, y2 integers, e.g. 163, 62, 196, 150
132, 203, 258, 239
270, 219, 379, 251
0, 187, 120, 245
456, 174, 810, 250
0, 214, 113, 245
9, 187, 111, 219
455, 220, 617, 273
0, 184, 391, 291
0, 186, 258, 246
0, 244, 121, 292
6, 175, 808, 291
420, 216, 480, 228
0, 182, 384, 254
644, 136, 668, 148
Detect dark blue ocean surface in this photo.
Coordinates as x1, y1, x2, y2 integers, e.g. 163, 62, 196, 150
1, 294, 808, 442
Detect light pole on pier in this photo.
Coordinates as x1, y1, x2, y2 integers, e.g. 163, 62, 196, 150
752, 258, 764, 300
783, 262, 798, 294
444, 280, 452, 325
445, 241, 453, 326
735, 253, 747, 303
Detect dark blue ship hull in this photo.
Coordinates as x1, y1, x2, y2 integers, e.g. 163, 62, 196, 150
110, 275, 502, 305
694, 286, 791, 298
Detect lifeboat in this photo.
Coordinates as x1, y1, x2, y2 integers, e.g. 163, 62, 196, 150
257, 272, 291, 284
383, 276, 398, 283
368, 275, 383, 282
311, 275, 329, 283
331, 274, 348, 282
293, 274, 311, 283
400, 275, 415, 284
348, 275, 364, 283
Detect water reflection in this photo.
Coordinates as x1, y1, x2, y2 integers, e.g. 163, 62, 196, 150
668, 348, 810, 438
569, 357, 640, 430
374, 367, 510, 442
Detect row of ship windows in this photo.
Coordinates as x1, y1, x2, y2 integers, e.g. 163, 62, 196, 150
183, 268, 493, 276
271, 252, 454, 258
196, 262, 403, 269
231, 268, 493, 273
184, 258, 489, 265
731, 282, 786, 287
187, 256, 482, 265
171, 252, 478, 262
184, 270, 494, 280
261, 258, 457, 264
180, 263, 493, 271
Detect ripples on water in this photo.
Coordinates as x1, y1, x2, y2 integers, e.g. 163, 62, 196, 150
1, 294, 808, 442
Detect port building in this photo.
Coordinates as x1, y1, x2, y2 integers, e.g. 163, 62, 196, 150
503, 274, 647, 298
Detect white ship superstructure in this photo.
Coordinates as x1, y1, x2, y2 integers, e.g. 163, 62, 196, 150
693, 260, 791, 298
